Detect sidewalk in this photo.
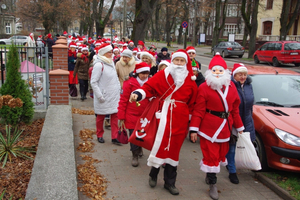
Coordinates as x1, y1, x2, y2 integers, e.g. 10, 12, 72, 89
71, 97, 284, 200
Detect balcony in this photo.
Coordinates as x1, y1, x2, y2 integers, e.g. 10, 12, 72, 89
258, 35, 300, 42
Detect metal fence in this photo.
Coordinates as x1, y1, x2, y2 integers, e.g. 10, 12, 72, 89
0, 45, 50, 110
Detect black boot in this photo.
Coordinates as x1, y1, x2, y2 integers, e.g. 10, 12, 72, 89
80, 91, 84, 101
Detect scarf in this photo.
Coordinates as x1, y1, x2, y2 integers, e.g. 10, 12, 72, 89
81, 53, 89, 63
137, 77, 148, 86
99, 55, 113, 65
68, 49, 77, 58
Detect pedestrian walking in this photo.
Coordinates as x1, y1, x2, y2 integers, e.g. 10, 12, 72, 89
90, 43, 121, 145
140, 51, 157, 76
73, 44, 91, 101
68, 42, 78, 97
225, 63, 255, 184
115, 49, 136, 88
129, 49, 197, 195
118, 62, 150, 167
189, 53, 244, 200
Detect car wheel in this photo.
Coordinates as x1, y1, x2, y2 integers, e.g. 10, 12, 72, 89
238, 54, 243, 58
254, 55, 260, 64
0, 42, 5, 45
222, 51, 226, 58
272, 57, 280, 67
253, 133, 269, 171
294, 63, 300, 67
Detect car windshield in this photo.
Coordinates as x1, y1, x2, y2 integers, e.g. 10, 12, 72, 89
227, 42, 241, 46
284, 43, 300, 50
251, 74, 300, 107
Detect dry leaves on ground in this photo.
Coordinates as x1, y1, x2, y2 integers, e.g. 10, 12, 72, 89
72, 108, 95, 115
79, 129, 96, 141
0, 119, 44, 200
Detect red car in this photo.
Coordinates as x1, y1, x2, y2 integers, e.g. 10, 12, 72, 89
230, 65, 300, 172
253, 41, 300, 67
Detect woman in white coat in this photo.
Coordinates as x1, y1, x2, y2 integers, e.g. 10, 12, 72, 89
91, 43, 121, 145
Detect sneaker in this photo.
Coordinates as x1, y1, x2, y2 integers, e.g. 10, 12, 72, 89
149, 176, 157, 188
164, 184, 179, 195
97, 137, 105, 143
229, 173, 239, 184
112, 139, 122, 145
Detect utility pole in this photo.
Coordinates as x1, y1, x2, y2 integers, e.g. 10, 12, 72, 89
192, 0, 197, 46
123, 0, 127, 38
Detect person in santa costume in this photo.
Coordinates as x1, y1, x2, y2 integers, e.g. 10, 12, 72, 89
137, 40, 147, 51
189, 53, 244, 200
118, 62, 150, 167
25, 33, 36, 59
68, 42, 78, 97
129, 49, 197, 195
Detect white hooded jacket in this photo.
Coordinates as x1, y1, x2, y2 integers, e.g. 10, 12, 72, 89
91, 55, 121, 115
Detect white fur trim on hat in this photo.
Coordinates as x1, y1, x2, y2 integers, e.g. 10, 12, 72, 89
192, 67, 198, 71
140, 52, 154, 61
171, 52, 188, 63
187, 49, 196, 54
98, 45, 113, 56
70, 44, 76, 48
136, 67, 150, 73
233, 66, 248, 77
158, 60, 170, 68
82, 47, 88, 51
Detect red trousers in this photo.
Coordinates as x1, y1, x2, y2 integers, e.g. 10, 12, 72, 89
96, 113, 118, 139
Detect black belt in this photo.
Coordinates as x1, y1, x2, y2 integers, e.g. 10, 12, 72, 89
206, 109, 229, 119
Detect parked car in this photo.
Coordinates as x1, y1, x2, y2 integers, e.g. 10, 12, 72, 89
0, 35, 29, 45
230, 65, 300, 172
212, 41, 245, 58
253, 41, 300, 67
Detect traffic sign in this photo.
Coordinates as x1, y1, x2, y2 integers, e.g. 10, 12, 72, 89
182, 21, 188, 28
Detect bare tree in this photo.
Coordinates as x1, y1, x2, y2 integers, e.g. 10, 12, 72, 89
241, 0, 259, 58
279, 0, 300, 40
131, 0, 158, 45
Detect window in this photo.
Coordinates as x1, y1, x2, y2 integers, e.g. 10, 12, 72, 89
223, 24, 238, 36
227, 4, 238, 17
5, 22, 11, 34
260, 44, 268, 50
266, 0, 273, 9
274, 43, 282, 50
263, 21, 272, 35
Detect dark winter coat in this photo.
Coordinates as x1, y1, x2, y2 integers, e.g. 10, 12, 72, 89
232, 76, 256, 141
118, 77, 149, 129
46, 38, 55, 52
156, 52, 170, 65
68, 54, 77, 71
73, 53, 91, 80
195, 72, 205, 87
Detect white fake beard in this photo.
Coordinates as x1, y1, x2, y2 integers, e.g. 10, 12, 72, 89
205, 69, 231, 90
170, 64, 188, 86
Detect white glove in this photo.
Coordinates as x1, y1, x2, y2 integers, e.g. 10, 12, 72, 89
99, 96, 105, 103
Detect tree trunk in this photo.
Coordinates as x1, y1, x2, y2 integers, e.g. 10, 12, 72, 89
248, 0, 259, 58
178, 26, 183, 44
165, 0, 171, 47
280, 0, 300, 41
131, 0, 158, 45
212, 0, 221, 50
242, 26, 248, 47
154, 3, 161, 41
192, 0, 197, 46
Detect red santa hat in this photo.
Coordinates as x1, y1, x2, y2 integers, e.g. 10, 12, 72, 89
140, 51, 155, 62
132, 48, 138, 53
88, 37, 92, 42
72, 37, 76, 41
123, 42, 128, 46
94, 46, 101, 54
209, 52, 227, 70
158, 60, 171, 68
81, 44, 89, 51
134, 62, 150, 74
138, 40, 145, 47
129, 40, 134, 45
78, 37, 83, 43
106, 38, 111, 43
171, 49, 196, 80
232, 63, 248, 76
113, 47, 119, 52
63, 31, 68, 36
95, 41, 101, 47
47, 33, 52, 38
68, 35, 72, 39
186, 46, 196, 54
98, 43, 113, 56
69, 42, 77, 48
38, 35, 43, 39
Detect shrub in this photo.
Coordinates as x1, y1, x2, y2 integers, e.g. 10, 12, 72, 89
0, 44, 34, 126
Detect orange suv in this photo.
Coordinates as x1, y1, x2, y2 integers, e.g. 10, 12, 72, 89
253, 41, 300, 67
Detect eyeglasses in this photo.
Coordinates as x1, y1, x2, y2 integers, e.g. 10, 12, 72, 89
188, 52, 196, 55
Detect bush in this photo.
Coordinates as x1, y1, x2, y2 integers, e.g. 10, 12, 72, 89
0, 45, 34, 126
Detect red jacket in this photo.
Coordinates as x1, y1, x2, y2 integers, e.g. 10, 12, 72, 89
189, 81, 244, 143
118, 77, 149, 129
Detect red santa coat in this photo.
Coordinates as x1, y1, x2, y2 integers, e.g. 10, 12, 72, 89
118, 77, 149, 129
190, 81, 244, 142
135, 68, 197, 168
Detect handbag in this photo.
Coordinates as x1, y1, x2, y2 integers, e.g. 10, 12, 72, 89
235, 132, 262, 171
128, 97, 161, 151
117, 125, 128, 144
69, 84, 78, 97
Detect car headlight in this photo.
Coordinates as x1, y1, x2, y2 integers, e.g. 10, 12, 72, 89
275, 129, 300, 147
